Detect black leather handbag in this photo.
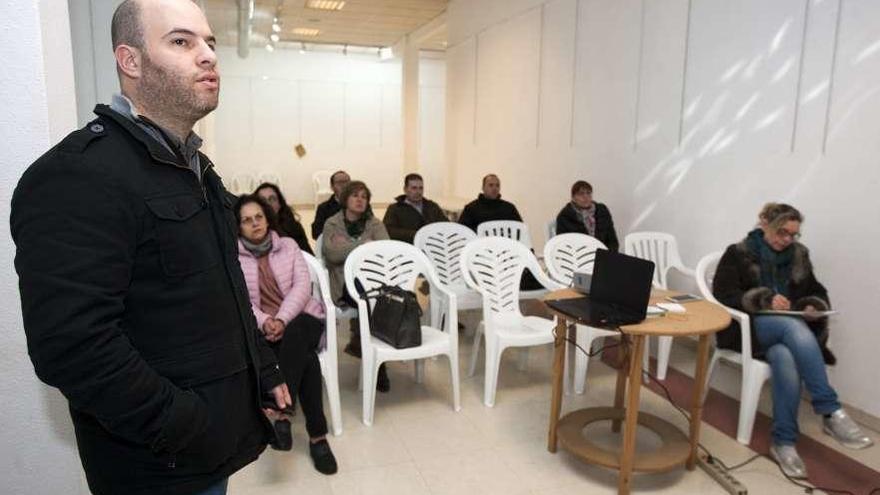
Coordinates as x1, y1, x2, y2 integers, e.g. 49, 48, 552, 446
356, 281, 422, 349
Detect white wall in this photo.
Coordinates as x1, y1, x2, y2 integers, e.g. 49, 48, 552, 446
446, 0, 880, 417
202, 47, 446, 205
1, 1, 89, 493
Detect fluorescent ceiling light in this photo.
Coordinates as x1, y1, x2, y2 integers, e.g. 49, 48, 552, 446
379, 47, 393, 61
292, 27, 320, 37
306, 0, 345, 11
272, 23, 281, 33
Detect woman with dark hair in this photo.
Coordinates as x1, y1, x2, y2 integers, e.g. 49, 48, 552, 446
321, 181, 391, 391
255, 182, 313, 255
713, 202, 872, 479
235, 194, 337, 475
555, 180, 619, 251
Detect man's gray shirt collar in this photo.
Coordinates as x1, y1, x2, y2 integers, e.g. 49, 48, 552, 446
110, 94, 204, 180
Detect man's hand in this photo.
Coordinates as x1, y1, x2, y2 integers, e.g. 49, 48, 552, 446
771, 294, 791, 310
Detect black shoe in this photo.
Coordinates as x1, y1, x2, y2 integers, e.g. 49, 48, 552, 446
343, 339, 362, 358
376, 364, 390, 393
309, 439, 338, 475
270, 419, 292, 451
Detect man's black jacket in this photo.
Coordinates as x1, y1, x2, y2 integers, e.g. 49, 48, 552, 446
11, 105, 282, 495
311, 195, 341, 240
383, 194, 447, 243
457, 193, 522, 232
555, 202, 620, 252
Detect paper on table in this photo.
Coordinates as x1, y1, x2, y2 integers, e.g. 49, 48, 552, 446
657, 302, 686, 313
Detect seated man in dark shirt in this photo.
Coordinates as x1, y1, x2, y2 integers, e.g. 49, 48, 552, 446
555, 180, 619, 251
458, 174, 542, 290
458, 174, 522, 231
311, 170, 350, 240
383, 173, 446, 243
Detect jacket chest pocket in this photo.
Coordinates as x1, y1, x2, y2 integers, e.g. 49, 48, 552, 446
145, 194, 220, 277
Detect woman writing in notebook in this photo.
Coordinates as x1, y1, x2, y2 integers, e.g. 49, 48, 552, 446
712, 202, 872, 480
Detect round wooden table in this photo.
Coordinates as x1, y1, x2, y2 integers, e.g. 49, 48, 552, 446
544, 289, 731, 495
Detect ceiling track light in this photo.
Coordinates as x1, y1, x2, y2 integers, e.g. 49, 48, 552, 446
265, 43, 274, 52
270, 33, 280, 43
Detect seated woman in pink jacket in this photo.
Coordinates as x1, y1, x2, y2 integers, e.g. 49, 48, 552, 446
235, 194, 337, 475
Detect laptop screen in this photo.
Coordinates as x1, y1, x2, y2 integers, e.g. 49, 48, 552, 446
589, 249, 656, 318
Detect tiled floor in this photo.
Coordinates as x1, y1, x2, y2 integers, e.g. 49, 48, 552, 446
234, 206, 880, 494
229, 310, 880, 495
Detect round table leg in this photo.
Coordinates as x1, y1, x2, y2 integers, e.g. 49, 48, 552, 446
618, 335, 645, 495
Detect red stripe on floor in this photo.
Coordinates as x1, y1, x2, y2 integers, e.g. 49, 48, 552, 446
599, 345, 880, 494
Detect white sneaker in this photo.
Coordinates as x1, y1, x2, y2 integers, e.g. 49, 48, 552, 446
770, 443, 808, 479
823, 409, 874, 450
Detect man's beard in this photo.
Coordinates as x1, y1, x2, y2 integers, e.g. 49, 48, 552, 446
138, 52, 218, 124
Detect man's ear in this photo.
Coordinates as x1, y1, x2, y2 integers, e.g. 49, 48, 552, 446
115, 45, 143, 79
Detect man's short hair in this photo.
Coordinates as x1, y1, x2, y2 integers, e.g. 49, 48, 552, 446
111, 0, 144, 50
571, 180, 593, 196
330, 170, 348, 186
404, 173, 423, 187
482, 174, 499, 187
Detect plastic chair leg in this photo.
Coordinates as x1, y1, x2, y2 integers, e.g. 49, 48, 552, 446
573, 327, 594, 395
415, 359, 425, 384
736, 370, 764, 444
483, 340, 503, 407
467, 322, 484, 377
701, 350, 721, 406
655, 336, 673, 380
448, 352, 462, 412
362, 359, 378, 426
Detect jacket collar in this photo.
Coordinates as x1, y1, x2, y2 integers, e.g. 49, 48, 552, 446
93, 104, 214, 173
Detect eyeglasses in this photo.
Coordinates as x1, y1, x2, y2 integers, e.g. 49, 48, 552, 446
776, 228, 801, 241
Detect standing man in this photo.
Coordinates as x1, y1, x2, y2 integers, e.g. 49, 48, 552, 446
311, 170, 350, 240
383, 173, 446, 243
458, 174, 523, 231
11, 2, 290, 495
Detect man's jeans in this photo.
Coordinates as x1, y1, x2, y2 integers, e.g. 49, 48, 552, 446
191, 478, 228, 495
755, 315, 840, 445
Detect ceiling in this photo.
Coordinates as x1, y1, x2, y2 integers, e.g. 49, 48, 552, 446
203, 0, 448, 51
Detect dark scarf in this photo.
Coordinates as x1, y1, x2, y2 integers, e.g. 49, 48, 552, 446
241, 234, 273, 258
572, 202, 596, 236
344, 211, 372, 239
746, 228, 793, 297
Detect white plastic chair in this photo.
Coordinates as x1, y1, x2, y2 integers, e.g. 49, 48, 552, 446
460, 237, 565, 407
624, 232, 696, 380
301, 252, 343, 436
258, 172, 281, 186
343, 240, 461, 425
696, 251, 771, 445
476, 220, 547, 300
315, 233, 358, 324
543, 233, 619, 395
312, 170, 334, 207
230, 173, 257, 195
413, 223, 482, 333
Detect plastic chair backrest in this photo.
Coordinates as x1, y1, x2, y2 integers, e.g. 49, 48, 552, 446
413, 222, 476, 291
301, 252, 336, 339
313, 170, 333, 193
343, 240, 439, 300
460, 237, 561, 319
545, 220, 556, 243
477, 220, 533, 250
231, 173, 257, 195
696, 251, 754, 359
542, 233, 608, 286
258, 172, 281, 186
624, 231, 685, 288
315, 234, 324, 262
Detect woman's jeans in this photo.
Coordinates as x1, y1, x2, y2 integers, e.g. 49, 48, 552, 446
191, 478, 228, 495
754, 315, 840, 445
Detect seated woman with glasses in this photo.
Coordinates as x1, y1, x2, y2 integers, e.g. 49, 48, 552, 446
555, 180, 619, 251
712, 202, 872, 479
235, 194, 337, 475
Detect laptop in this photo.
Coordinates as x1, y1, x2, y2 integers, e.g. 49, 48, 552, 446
546, 249, 655, 327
